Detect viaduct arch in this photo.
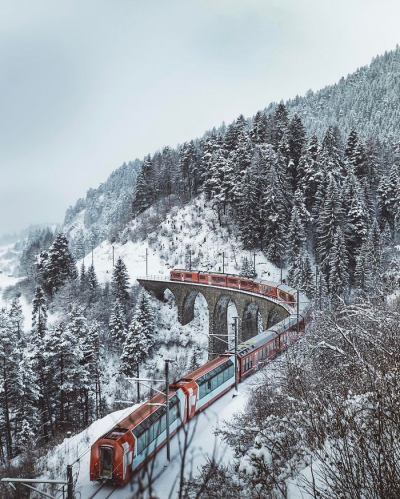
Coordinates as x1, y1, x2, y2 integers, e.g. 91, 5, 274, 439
137, 278, 290, 358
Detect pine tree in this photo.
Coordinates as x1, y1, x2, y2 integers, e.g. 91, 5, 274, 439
45, 319, 87, 431
15, 352, 39, 450
189, 346, 202, 371
132, 164, 151, 215
288, 114, 306, 191
87, 263, 99, 292
31, 286, 48, 348
236, 158, 264, 249
328, 228, 349, 302
287, 251, 315, 298
320, 125, 346, 184
8, 297, 24, 345
315, 174, 345, 281
121, 291, 156, 397
250, 111, 268, 144
377, 163, 400, 235
44, 233, 77, 296
111, 257, 130, 304
84, 320, 103, 419
179, 141, 200, 198
0, 308, 20, 458
261, 147, 289, 265
80, 261, 86, 290
355, 220, 383, 295
109, 299, 128, 345
29, 286, 53, 440
299, 135, 322, 213
239, 257, 255, 278
272, 103, 289, 150
286, 206, 307, 262
345, 129, 367, 179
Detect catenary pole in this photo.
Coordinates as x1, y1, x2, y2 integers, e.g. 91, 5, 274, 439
233, 317, 239, 392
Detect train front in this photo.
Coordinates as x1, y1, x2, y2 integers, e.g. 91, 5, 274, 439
90, 428, 134, 486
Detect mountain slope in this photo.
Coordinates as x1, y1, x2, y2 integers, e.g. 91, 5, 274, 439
278, 45, 400, 143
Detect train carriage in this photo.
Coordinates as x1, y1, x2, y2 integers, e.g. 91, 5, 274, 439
170, 269, 200, 283
236, 330, 280, 380
207, 272, 228, 286
276, 284, 296, 306
171, 354, 236, 415
90, 389, 186, 486
258, 280, 279, 299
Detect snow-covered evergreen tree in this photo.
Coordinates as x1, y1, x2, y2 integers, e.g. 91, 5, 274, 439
109, 299, 128, 345
121, 290, 155, 381
111, 256, 130, 304
43, 233, 77, 296
239, 256, 255, 278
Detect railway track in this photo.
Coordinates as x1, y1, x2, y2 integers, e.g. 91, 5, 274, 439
86, 481, 117, 499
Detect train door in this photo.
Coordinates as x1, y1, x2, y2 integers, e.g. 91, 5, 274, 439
187, 386, 198, 419
254, 351, 259, 369
99, 446, 113, 479
122, 442, 132, 480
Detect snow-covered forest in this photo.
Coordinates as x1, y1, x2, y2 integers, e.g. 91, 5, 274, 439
2, 46, 400, 498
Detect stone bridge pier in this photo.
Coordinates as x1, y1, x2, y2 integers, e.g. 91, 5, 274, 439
137, 278, 289, 359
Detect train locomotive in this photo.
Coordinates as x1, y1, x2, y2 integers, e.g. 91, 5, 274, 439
89, 270, 310, 486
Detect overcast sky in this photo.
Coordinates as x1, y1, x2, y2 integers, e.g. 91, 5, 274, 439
1, 0, 399, 235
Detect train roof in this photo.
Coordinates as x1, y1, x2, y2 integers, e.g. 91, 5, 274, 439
235, 312, 310, 358
177, 354, 235, 381
101, 390, 176, 440
235, 329, 278, 357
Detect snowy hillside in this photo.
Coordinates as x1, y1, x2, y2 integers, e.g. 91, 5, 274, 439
76, 194, 283, 285
24, 196, 291, 498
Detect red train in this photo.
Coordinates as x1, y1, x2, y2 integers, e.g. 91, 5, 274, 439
170, 269, 296, 306
89, 271, 310, 486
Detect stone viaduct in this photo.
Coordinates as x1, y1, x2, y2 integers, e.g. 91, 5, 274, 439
137, 277, 290, 358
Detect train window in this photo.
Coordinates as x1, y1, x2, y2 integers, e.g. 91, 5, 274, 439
199, 275, 206, 280
186, 274, 192, 278
199, 384, 205, 399
132, 395, 181, 454
243, 356, 253, 373
160, 415, 166, 433
148, 411, 159, 425
137, 432, 148, 454
212, 276, 225, 283
168, 396, 180, 424
278, 290, 288, 301
172, 273, 181, 278
197, 359, 234, 399
228, 279, 237, 284
148, 425, 155, 444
